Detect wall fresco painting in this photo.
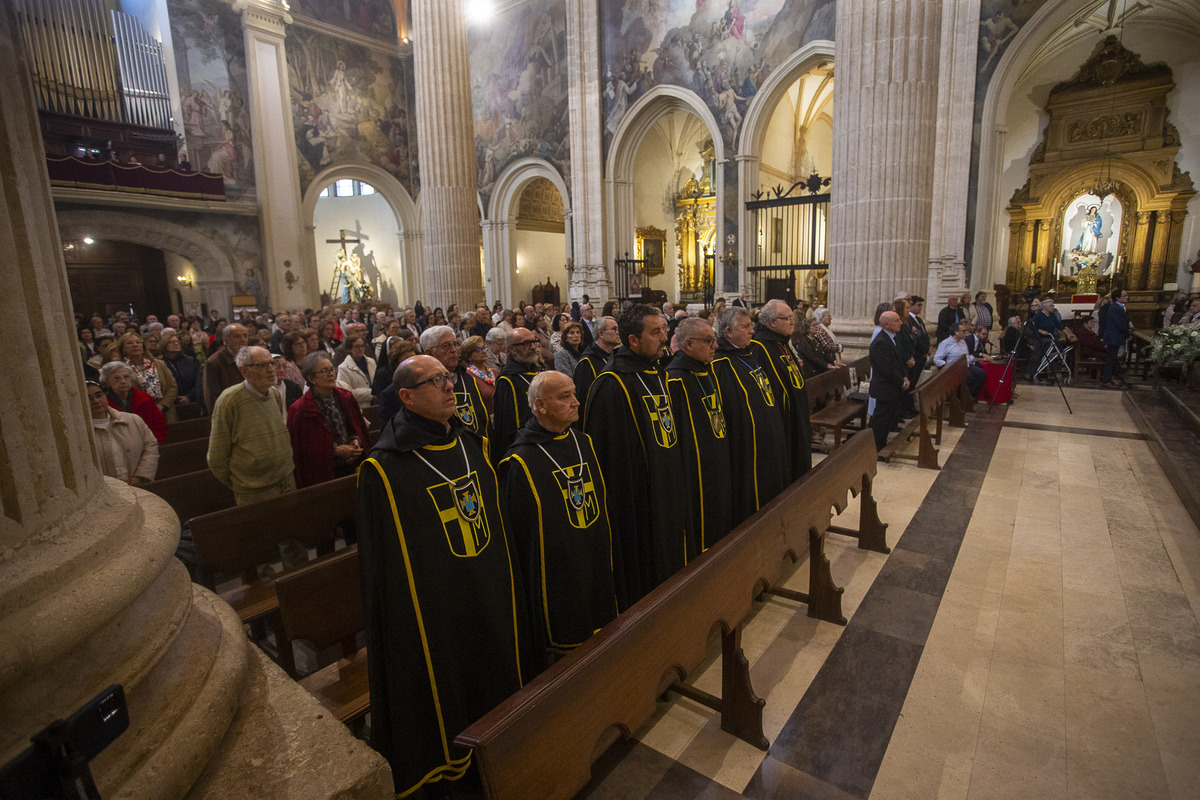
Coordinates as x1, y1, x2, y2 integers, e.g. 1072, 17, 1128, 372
288, 27, 417, 196
468, 0, 571, 210
169, 0, 255, 201
290, 0, 398, 43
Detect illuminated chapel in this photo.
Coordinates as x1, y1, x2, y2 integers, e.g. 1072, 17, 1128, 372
1, 0, 1198, 797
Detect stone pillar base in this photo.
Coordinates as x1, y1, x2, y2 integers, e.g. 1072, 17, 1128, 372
831, 318, 878, 362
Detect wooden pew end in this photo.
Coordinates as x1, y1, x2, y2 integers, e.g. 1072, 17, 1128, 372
665, 625, 768, 751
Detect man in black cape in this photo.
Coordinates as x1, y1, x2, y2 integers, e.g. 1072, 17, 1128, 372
573, 315, 619, 420
492, 327, 544, 464
751, 299, 813, 481
420, 324, 493, 442
357, 355, 529, 797
499, 371, 617, 670
584, 303, 687, 610
666, 317, 733, 559
711, 306, 789, 527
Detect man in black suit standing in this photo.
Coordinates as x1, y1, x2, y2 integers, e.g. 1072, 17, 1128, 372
936, 294, 966, 343
1101, 288, 1130, 388
904, 295, 931, 416
870, 311, 910, 451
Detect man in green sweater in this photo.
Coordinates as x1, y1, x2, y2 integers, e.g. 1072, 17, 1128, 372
207, 345, 296, 505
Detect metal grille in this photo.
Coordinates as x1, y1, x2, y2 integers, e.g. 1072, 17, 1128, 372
613, 252, 644, 303
745, 174, 830, 305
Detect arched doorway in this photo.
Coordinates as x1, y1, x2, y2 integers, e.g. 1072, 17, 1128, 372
485, 157, 571, 308
607, 87, 724, 305
301, 164, 420, 309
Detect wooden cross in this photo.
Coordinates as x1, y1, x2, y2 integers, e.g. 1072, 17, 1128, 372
325, 229, 361, 251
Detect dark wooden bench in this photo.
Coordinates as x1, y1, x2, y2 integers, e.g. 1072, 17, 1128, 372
275, 546, 369, 726
807, 366, 867, 453
455, 431, 889, 800
190, 475, 357, 672
154, 437, 210, 479
361, 404, 380, 431
165, 415, 212, 443
882, 355, 968, 469
141, 468, 235, 525
174, 401, 205, 421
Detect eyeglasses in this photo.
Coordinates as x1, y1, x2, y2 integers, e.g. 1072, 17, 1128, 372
405, 372, 454, 391
475, 346, 488, 352
246, 362, 274, 370
511, 340, 539, 349
311, 367, 336, 377
432, 341, 458, 352
687, 336, 717, 345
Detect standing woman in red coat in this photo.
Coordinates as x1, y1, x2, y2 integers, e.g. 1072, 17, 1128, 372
286, 353, 371, 487
99, 361, 168, 444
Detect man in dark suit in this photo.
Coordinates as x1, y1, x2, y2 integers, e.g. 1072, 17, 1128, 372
870, 311, 910, 451
905, 295, 932, 415
936, 294, 966, 343
1101, 288, 1130, 388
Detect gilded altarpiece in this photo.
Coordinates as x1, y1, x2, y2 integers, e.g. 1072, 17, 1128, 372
1005, 36, 1194, 320
673, 142, 718, 303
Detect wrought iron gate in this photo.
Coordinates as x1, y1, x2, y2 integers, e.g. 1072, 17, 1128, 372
744, 174, 830, 305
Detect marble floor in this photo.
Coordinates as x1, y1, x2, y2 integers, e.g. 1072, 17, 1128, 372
578, 386, 1200, 800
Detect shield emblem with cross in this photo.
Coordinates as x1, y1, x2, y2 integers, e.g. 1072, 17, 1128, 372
551, 463, 600, 529
782, 354, 805, 389
454, 391, 476, 428
426, 472, 491, 557
749, 366, 775, 406
701, 391, 727, 438
641, 393, 678, 448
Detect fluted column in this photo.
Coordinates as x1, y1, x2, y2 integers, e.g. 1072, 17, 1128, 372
412, 0, 483, 309
1129, 211, 1152, 289
1147, 210, 1172, 289
565, 0, 609, 301
829, 0, 941, 352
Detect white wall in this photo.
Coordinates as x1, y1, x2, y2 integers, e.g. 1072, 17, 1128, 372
163, 252, 201, 314
313, 192, 405, 306
512, 230, 568, 305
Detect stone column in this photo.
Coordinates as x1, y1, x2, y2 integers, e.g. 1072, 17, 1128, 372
235, 0, 310, 309
926, 0, 981, 305
399, 230, 426, 303
829, 0, 941, 352
565, 0, 609, 302
412, 0, 483, 310
481, 219, 514, 306
0, 7, 390, 795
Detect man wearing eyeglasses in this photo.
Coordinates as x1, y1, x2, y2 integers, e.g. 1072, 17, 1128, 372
573, 315, 619, 422
357, 354, 528, 798
492, 328, 544, 464
666, 317, 732, 559
207, 345, 295, 505
419, 325, 493, 442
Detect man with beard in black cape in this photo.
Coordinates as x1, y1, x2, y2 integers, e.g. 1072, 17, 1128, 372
357, 354, 528, 797
666, 316, 733, 559
499, 371, 617, 670
751, 299, 813, 481
584, 303, 687, 610
711, 306, 789, 527
492, 326, 544, 464
420, 324, 492, 442
573, 315, 619, 420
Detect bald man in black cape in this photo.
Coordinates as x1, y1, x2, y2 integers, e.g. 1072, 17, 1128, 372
356, 355, 529, 797
751, 299, 813, 481
492, 326, 544, 464
584, 304, 687, 610
499, 371, 617, 670
666, 316, 733, 559
711, 306, 790, 526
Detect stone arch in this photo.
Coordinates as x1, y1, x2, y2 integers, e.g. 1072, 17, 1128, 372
485, 157, 571, 306
606, 85, 725, 297
56, 209, 239, 316
301, 163, 422, 307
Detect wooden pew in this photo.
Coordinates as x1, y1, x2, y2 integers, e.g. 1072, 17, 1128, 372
361, 403, 380, 431
141, 468, 234, 525
190, 475, 357, 672
882, 356, 968, 469
806, 366, 867, 453
174, 402, 205, 421
165, 415, 212, 443
455, 431, 888, 800
154, 437, 210, 479
275, 546, 370, 725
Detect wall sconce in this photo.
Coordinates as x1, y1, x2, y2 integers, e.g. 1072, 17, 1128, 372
176, 275, 193, 287
82, 237, 94, 245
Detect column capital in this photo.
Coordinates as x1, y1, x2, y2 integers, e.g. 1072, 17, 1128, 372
233, 0, 292, 36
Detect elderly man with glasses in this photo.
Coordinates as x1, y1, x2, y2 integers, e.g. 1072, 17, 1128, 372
492, 327, 545, 464
206, 345, 295, 505
420, 324, 493, 442
356, 354, 529, 798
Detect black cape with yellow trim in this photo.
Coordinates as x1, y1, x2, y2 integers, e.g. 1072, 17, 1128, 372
583, 347, 687, 610
492, 359, 543, 466
711, 339, 789, 527
498, 419, 618, 666
356, 407, 528, 797
751, 326, 813, 481
452, 367, 493, 442
572, 342, 611, 423
666, 351, 733, 559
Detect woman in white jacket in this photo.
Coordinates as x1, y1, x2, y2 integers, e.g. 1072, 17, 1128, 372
335, 334, 377, 408
86, 381, 159, 484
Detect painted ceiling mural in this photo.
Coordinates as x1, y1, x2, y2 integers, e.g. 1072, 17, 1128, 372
287, 27, 418, 197
468, 0, 571, 211
168, 0, 255, 201
290, 0, 398, 43
599, 0, 835, 154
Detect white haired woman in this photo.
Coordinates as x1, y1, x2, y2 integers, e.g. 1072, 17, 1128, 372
86, 380, 158, 485
99, 360, 167, 444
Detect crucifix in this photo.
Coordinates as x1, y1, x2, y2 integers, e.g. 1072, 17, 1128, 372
327, 229, 362, 303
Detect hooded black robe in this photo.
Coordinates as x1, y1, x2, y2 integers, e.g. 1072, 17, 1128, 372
751, 326, 813, 481
492, 359, 543, 465
572, 342, 612, 421
499, 419, 618, 664
666, 351, 733, 558
452, 367, 493, 442
583, 347, 687, 610
711, 339, 790, 526
356, 408, 527, 796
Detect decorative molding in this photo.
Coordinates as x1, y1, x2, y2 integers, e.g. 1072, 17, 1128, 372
1066, 112, 1143, 143
232, 0, 293, 35
515, 177, 566, 233
1057, 34, 1170, 90
289, 13, 406, 56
